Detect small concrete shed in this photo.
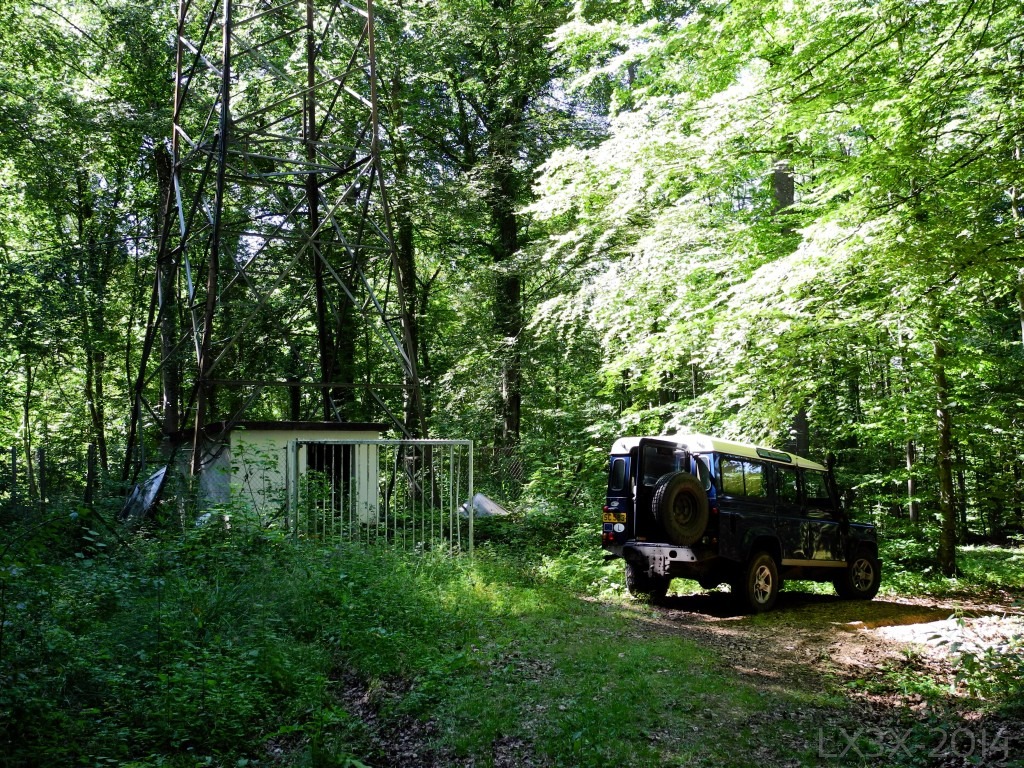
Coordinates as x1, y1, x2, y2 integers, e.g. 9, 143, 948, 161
186, 420, 385, 517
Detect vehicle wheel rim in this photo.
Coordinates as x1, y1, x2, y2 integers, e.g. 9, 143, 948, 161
753, 565, 773, 603
672, 496, 695, 526
852, 558, 874, 591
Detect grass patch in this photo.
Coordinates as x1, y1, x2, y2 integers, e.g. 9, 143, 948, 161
4, 510, 1024, 767
0, 523, 849, 767
956, 545, 1024, 592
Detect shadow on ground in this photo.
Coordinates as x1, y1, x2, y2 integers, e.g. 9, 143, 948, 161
655, 589, 961, 628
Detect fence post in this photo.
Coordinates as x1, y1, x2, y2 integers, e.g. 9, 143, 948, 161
467, 441, 474, 559
286, 439, 298, 539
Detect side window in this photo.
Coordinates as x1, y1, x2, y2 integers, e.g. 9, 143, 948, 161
745, 462, 765, 497
721, 459, 745, 496
803, 470, 833, 506
776, 466, 800, 505
719, 457, 768, 498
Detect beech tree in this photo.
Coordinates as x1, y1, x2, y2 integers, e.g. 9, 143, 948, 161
381, 0, 575, 451
529, 0, 1024, 572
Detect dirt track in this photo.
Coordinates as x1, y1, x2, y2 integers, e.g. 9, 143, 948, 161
311, 588, 1023, 768
622, 589, 1024, 766
644, 589, 1024, 691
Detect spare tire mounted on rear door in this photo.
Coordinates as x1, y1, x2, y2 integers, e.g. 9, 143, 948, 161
652, 471, 709, 546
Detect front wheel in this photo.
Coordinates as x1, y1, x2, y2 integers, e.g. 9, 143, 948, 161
834, 551, 881, 599
625, 560, 670, 601
736, 551, 780, 613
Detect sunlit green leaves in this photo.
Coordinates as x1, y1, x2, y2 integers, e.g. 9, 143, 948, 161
527, 0, 1024, 529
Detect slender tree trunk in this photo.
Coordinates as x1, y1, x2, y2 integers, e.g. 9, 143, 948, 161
492, 165, 522, 446
304, 0, 333, 420
74, 169, 111, 470
396, 210, 424, 435
933, 335, 957, 576
1011, 128, 1021, 343
418, 266, 440, 425
772, 156, 795, 218
906, 440, 919, 522
955, 446, 969, 538
1014, 461, 1023, 527
329, 300, 356, 420
154, 145, 180, 440
789, 408, 809, 457
1017, 272, 1024, 348
773, 142, 806, 451
84, 346, 109, 470
975, 467, 989, 538
288, 342, 302, 420
21, 360, 36, 500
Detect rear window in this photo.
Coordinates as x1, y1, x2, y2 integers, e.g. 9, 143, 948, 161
609, 458, 627, 492
642, 444, 678, 486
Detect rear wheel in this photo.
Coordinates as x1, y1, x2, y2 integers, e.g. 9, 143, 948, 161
652, 471, 709, 546
834, 551, 881, 599
737, 551, 780, 613
625, 560, 670, 601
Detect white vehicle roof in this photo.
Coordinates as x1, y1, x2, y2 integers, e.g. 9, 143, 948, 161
609, 433, 828, 472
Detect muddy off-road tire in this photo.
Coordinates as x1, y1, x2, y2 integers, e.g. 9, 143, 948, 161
834, 551, 881, 600
625, 560, 670, 601
736, 551, 780, 613
652, 471, 709, 547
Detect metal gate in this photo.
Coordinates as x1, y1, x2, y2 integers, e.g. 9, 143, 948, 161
286, 440, 473, 554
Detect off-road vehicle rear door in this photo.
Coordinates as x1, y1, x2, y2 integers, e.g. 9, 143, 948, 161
635, 438, 683, 519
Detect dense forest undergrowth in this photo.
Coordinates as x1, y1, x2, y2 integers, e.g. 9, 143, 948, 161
2, 502, 1022, 768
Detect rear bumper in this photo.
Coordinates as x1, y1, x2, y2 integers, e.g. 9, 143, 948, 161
609, 542, 699, 577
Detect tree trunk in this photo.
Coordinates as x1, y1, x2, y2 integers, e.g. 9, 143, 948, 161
773, 141, 805, 451
396, 209, 425, 435
933, 335, 957, 576
288, 343, 302, 420
74, 168, 111, 471
772, 157, 795, 215
1015, 461, 1023, 528
786, 408, 809, 457
955, 445, 968, 538
304, 0, 333, 420
492, 164, 522, 446
1012, 131, 1021, 342
154, 144, 180, 440
21, 360, 36, 501
1017, 272, 1024, 348
906, 440, 919, 522
388, 59, 427, 437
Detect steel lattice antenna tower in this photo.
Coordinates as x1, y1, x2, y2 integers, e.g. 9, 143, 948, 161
126, 0, 424, 476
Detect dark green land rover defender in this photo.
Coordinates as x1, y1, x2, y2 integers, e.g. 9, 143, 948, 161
602, 434, 880, 612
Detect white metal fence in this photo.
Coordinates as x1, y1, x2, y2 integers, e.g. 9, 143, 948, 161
286, 439, 473, 554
